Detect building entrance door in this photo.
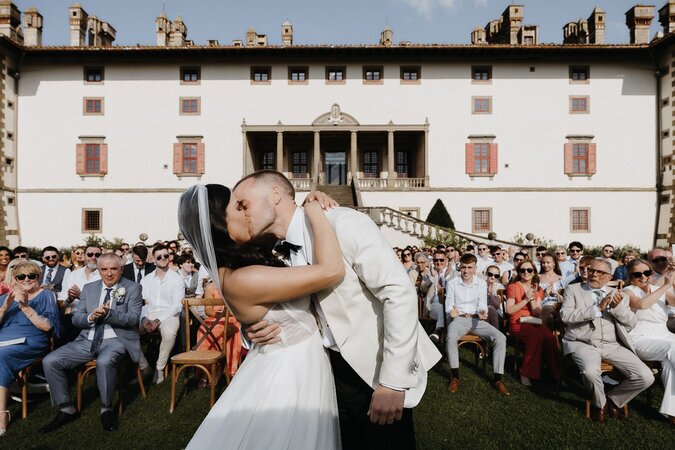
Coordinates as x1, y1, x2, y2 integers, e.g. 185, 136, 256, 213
324, 151, 346, 185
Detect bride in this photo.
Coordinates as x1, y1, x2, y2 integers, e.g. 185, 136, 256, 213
178, 184, 343, 450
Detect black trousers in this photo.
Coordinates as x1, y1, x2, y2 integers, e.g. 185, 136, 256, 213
328, 350, 416, 450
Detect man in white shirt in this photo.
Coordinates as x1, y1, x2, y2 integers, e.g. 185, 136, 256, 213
601, 244, 619, 274
555, 247, 575, 280
492, 248, 514, 277
445, 253, 509, 396
475, 244, 495, 275
138, 244, 185, 384
423, 250, 455, 343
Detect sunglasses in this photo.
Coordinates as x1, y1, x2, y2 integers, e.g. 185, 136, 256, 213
587, 268, 610, 276
87, 252, 102, 258
514, 258, 525, 263
155, 254, 170, 260
74, 251, 84, 255
536, 252, 546, 256
518, 268, 535, 274
555, 252, 566, 255
15, 273, 38, 281
43, 255, 58, 260
630, 270, 653, 279
486, 272, 500, 278
15, 254, 28, 258
651, 257, 668, 264
569, 249, 582, 253
402, 253, 412, 257
478, 247, 488, 251
433, 259, 446, 263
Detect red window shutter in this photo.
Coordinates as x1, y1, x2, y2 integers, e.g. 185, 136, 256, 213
99, 144, 108, 174
173, 143, 182, 174
465, 143, 474, 174
488, 143, 498, 174
76, 144, 85, 175
197, 143, 206, 174
564, 143, 573, 175
588, 143, 597, 174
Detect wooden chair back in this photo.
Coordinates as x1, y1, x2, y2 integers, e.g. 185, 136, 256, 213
182, 297, 230, 356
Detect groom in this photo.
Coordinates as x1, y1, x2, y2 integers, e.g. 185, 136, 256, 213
229, 170, 441, 449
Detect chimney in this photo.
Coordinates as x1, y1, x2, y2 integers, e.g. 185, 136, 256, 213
156, 12, 171, 46
518, 25, 538, 45
659, 1, 675, 35
246, 27, 256, 46
0, 1, 23, 43
23, 7, 43, 46
626, 5, 655, 44
379, 25, 393, 46
563, 19, 589, 44
503, 5, 524, 44
471, 27, 486, 44
169, 16, 187, 46
588, 7, 605, 43
69, 3, 88, 46
281, 20, 293, 46
100, 21, 115, 46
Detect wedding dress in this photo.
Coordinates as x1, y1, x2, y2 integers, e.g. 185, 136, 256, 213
186, 297, 341, 449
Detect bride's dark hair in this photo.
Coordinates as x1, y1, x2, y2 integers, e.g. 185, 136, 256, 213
206, 184, 285, 270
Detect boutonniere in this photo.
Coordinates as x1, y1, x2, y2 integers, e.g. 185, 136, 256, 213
112, 287, 126, 302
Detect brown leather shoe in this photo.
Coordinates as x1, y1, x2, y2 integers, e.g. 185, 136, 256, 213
448, 378, 459, 394
494, 380, 511, 396
591, 404, 606, 423
607, 400, 624, 420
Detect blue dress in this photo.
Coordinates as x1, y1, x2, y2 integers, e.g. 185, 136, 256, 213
0, 289, 59, 387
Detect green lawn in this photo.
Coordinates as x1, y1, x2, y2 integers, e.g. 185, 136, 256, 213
2, 348, 672, 449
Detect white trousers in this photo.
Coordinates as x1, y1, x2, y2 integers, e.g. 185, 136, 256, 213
632, 333, 675, 417
139, 316, 181, 371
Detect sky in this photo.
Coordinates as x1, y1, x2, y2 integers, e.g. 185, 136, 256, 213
14, 0, 668, 46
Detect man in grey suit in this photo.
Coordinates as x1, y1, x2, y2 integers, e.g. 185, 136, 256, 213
560, 259, 653, 423
40, 253, 142, 432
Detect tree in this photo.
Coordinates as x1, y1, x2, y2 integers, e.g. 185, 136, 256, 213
426, 199, 455, 230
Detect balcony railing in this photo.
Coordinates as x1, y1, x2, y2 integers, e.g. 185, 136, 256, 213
354, 177, 426, 190
290, 177, 312, 191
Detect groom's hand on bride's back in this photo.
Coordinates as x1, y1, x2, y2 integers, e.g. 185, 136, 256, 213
244, 320, 281, 345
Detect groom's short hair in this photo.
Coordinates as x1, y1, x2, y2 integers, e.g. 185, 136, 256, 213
235, 170, 295, 198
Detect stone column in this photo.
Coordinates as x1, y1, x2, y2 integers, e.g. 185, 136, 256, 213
313, 131, 321, 185
424, 126, 430, 186
276, 130, 283, 173
387, 130, 396, 179
349, 131, 358, 182
242, 130, 252, 174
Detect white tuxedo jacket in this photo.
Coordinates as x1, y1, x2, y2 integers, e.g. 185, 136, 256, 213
303, 208, 441, 407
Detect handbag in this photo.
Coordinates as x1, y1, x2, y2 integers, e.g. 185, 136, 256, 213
518, 316, 542, 325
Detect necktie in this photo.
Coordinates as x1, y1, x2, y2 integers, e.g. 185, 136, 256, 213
593, 290, 605, 306
274, 241, 302, 259
45, 268, 53, 284
90, 288, 113, 354
136, 269, 142, 283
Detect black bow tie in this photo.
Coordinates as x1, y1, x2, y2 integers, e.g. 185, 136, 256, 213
274, 241, 302, 258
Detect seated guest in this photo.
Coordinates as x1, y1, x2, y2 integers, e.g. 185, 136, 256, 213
538, 254, 565, 328
425, 250, 455, 343
0, 262, 59, 435
0, 247, 12, 291
601, 244, 619, 274
177, 254, 204, 299
400, 247, 415, 275
445, 253, 510, 396
492, 248, 513, 281
622, 259, 675, 425
475, 244, 495, 275
485, 265, 505, 330
40, 254, 141, 433
647, 248, 675, 286
138, 245, 184, 384
560, 259, 653, 422
533, 245, 547, 272
68, 247, 85, 271
505, 260, 560, 386
613, 250, 638, 282
502, 253, 525, 285
555, 247, 575, 280
40, 246, 71, 297
122, 245, 155, 283
567, 256, 592, 286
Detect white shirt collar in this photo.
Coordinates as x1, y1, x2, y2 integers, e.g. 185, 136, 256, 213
458, 275, 479, 287
284, 206, 305, 247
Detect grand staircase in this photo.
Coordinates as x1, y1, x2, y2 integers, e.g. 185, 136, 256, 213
318, 185, 356, 208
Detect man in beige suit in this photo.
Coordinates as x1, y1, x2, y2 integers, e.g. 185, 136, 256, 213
560, 259, 653, 422
231, 170, 441, 450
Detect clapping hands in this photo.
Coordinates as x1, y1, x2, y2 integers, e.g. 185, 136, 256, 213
599, 290, 623, 311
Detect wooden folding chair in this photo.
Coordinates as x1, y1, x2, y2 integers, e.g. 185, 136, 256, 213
169, 297, 233, 414
457, 334, 488, 373
584, 360, 628, 419
16, 336, 54, 419
76, 358, 147, 416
